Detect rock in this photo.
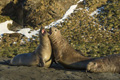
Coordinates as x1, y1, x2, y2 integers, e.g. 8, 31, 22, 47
0, 0, 12, 14
65, 71, 72, 74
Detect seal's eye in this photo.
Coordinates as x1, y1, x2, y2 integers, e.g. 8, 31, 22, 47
55, 29, 57, 31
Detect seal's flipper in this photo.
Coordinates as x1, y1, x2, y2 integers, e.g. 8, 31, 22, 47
39, 57, 45, 67
3, 60, 10, 65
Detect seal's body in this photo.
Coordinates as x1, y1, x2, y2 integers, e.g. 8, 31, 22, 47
48, 27, 93, 69
35, 27, 52, 67
87, 54, 120, 73
10, 27, 52, 67
10, 52, 39, 66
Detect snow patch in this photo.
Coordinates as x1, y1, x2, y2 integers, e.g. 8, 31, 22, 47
20, 39, 26, 44
0, 20, 14, 36
17, 28, 39, 38
0, 20, 39, 38
62, 5, 78, 20
77, 0, 84, 4
45, 4, 78, 28
13, 42, 17, 44
90, 9, 100, 16
89, 7, 104, 16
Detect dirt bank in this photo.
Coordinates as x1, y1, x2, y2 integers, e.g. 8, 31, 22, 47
0, 58, 120, 80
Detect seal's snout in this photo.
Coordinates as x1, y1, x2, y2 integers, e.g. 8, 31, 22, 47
42, 29, 45, 34
87, 62, 94, 71
40, 27, 46, 35
48, 28, 52, 35
41, 29, 46, 36
87, 62, 97, 71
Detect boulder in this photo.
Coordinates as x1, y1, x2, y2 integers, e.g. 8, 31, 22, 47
0, 0, 13, 14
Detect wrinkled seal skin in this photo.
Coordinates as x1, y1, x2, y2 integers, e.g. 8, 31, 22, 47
87, 54, 120, 73
10, 27, 52, 67
48, 27, 94, 69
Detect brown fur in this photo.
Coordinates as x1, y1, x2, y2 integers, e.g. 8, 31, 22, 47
87, 54, 120, 73
10, 27, 52, 67
48, 27, 94, 69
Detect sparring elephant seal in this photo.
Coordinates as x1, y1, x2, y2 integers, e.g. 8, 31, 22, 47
87, 54, 120, 73
48, 27, 94, 69
35, 27, 52, 67
10, 27, 52, 67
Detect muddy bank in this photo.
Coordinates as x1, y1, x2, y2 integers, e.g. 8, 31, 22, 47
0, 58, 120, 80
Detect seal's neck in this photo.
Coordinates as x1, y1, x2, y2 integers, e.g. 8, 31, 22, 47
50, 34, 91, 63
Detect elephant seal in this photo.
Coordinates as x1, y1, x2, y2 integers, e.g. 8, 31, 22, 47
48, 27, 94, 69
87, 54, 120, 73
10, 52, 39, 66
10, 27, 52, 67
35, 27, 52, 67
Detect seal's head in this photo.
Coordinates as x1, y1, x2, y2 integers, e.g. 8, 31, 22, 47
39, 27, 47, 36
39, 27, 51, 46
49, 27, 61, 40
87, 59, 106, 72
39, 27, 49, 41
48, 27, 63, 61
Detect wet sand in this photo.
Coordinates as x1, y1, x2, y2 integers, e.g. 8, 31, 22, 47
0, 58, 120, 80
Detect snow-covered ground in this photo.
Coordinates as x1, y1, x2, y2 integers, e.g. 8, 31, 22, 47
17, 28, 39, 38
77, 0, 84, 3
89, 7, 104, 16
0, 20, 40, 39
0, 20, 14, 36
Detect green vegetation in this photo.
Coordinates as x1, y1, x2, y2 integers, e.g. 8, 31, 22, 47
57, 2, 120, 57
0, 34, 39, 58
0, 15, 11, 23
85, 0, 107, 12
97, 0, 120, 29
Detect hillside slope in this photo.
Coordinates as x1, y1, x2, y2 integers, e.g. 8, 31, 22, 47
0, 0, 120, 58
